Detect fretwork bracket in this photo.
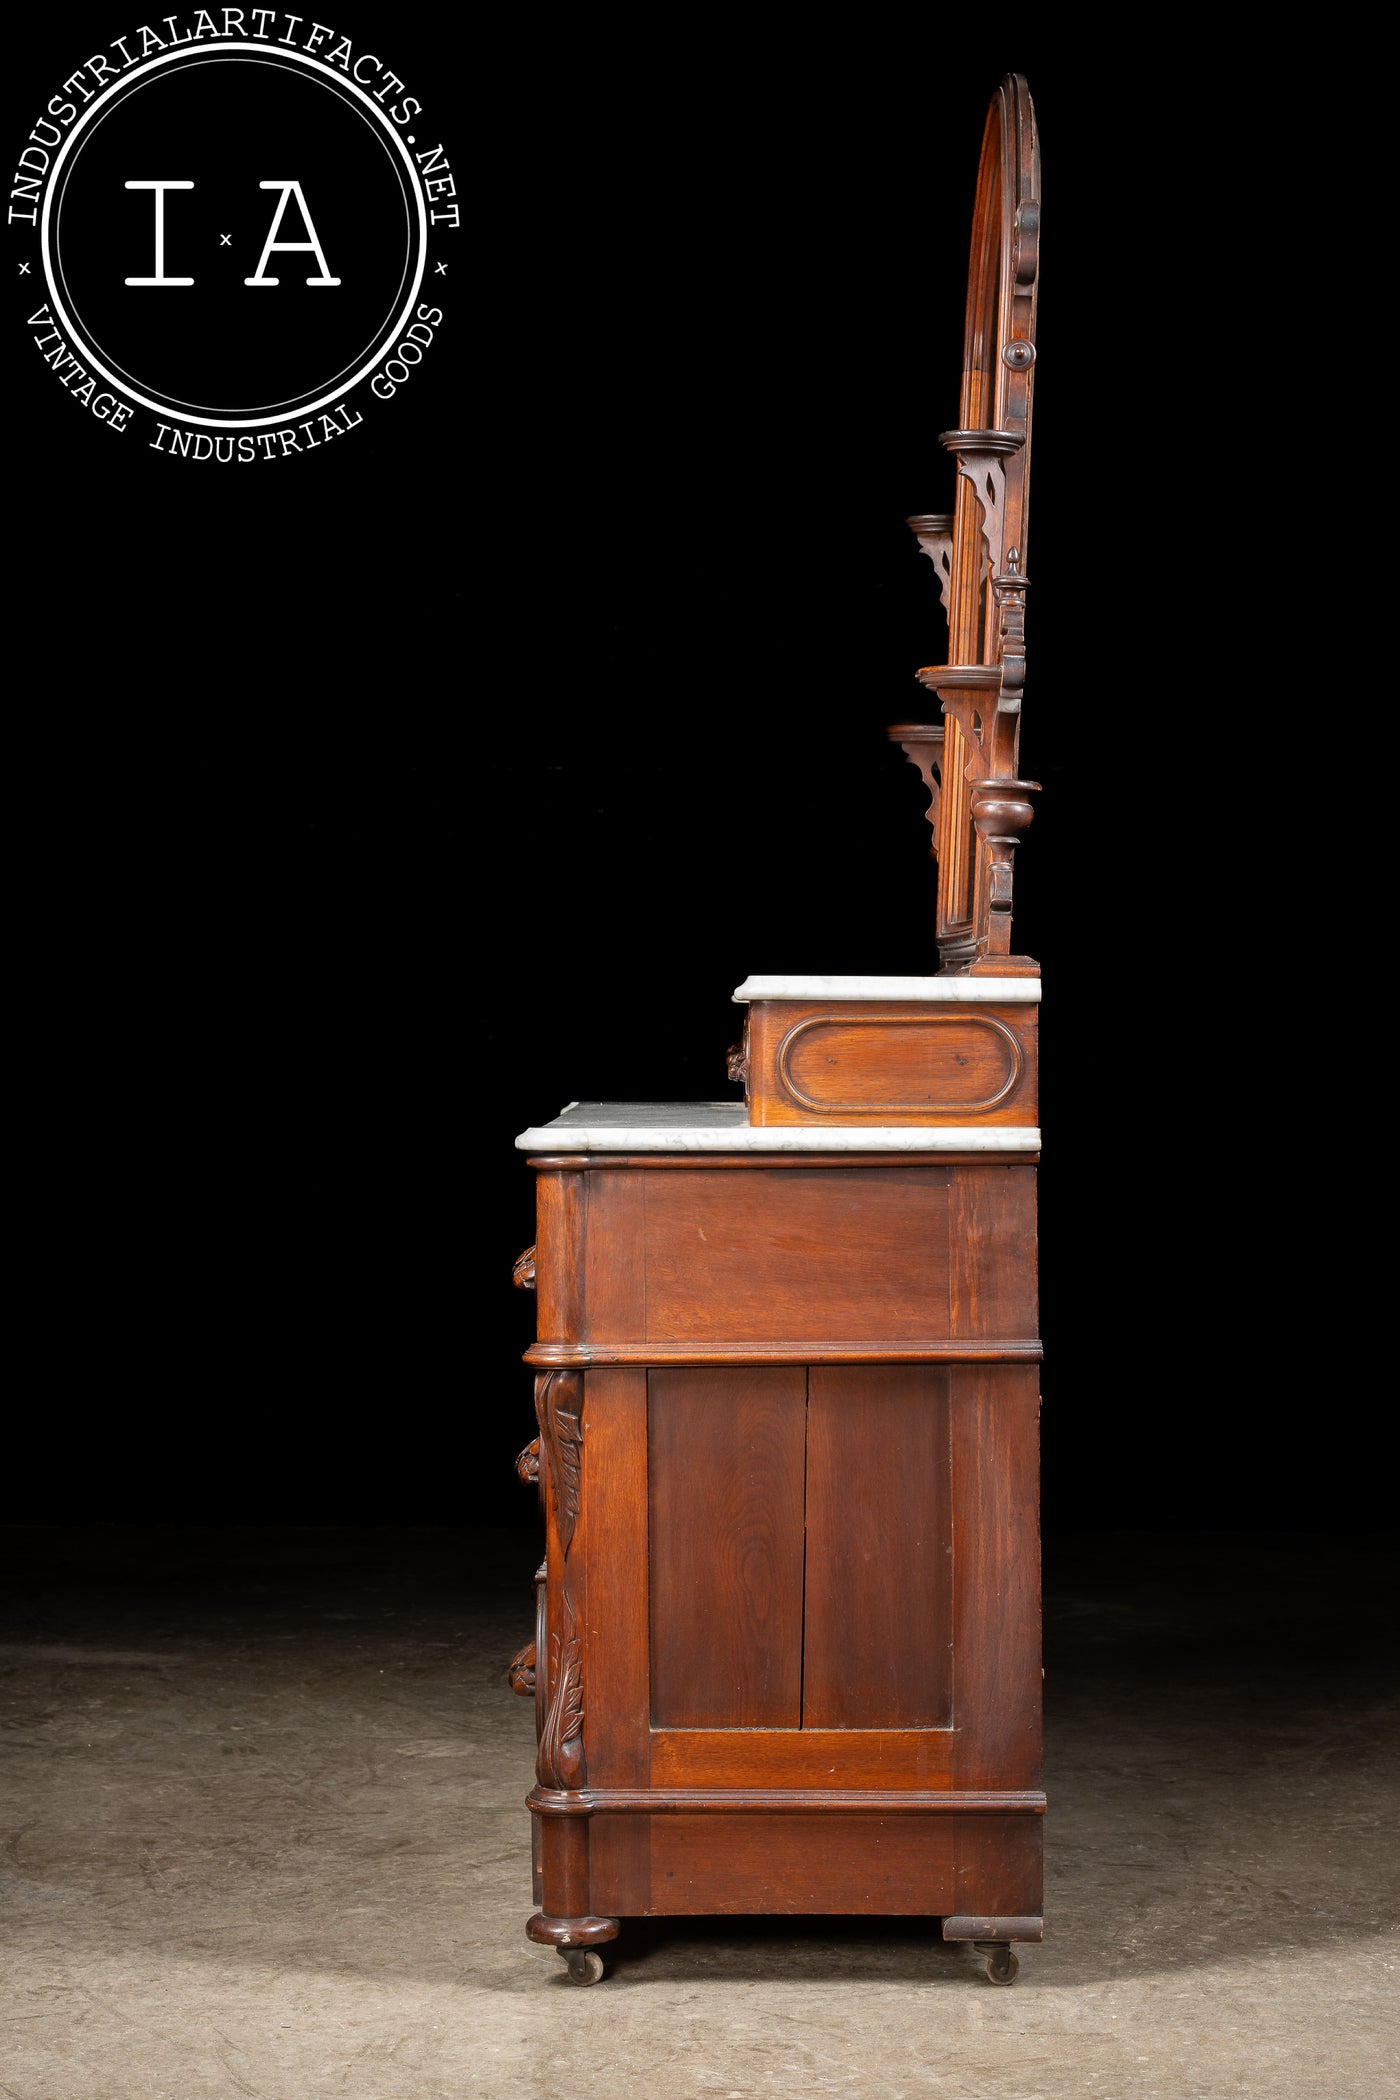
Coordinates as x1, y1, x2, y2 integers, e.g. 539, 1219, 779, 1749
913, 665, 1002, 786
939, 430, 1024, 581
905, 513, 955, 619
885, 723, 945, 858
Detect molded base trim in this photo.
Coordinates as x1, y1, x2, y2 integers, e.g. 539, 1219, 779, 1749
943, 1914, 1043, 1942
530, 1786, 1044, 1816
525, 1912, 620, 1949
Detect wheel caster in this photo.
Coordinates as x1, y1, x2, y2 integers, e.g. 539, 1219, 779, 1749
975, 1941, 1019, 1985
561, 1948, 605, 1986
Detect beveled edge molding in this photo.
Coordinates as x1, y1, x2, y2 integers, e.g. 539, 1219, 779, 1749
529, 1787, 1046, 1817
524, 1340, 1043, 1367
938, 429, 1026, 456
942, 1915, 1044, 1943
912, 663, 1003, 690
775, 1012, 1024, 1117
733, 974, 1040, 1003
524, 1151, 1042, 1171
524, 1911, 619, 1949
516, 1125, 1042, 1152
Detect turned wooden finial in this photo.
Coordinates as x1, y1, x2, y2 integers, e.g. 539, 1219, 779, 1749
969, 779, 1040, 966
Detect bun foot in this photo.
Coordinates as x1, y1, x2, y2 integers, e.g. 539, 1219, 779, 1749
526, 1911, 619, 1985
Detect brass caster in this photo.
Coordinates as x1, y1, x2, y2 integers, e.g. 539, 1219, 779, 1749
561, 1947, 605, 1986
974, 1941, 1020, 1985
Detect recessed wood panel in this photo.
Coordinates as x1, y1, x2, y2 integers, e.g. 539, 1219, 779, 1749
745, 1000, 1038, 1126
781, 1014, 1022, 1114
949, 1363, 1042, 1789
604, 1813, 958, 1915
647, 1368, 806, 1728
952, 1812, 1044, 1918
948, 1165, 1039, 1339
581, 1367, 650, 1785
641, 1170, 951, 1342
803, 1367, 952, 1728
648, 1727, 955, 1787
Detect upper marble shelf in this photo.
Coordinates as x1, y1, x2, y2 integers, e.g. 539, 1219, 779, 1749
731, 976, 1041, 1004
515, 1102, 1041, 1154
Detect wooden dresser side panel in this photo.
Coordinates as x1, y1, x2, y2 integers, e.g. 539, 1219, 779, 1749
747, 1000, 1038, 1127
579, 1366, 649, 1786
953, 1812, 1044, 1919
533, 1168, 586, 1342
581, 1170, 647, 1340
803, 1367, 953, 1728
950, 1362, 1042, 1789
640, 1169, 952, 1344
948, 1165, 1039, 1340
647, 1727, 954, 1788
648, 1367, 807, 1727
590, 1812, 966, 1915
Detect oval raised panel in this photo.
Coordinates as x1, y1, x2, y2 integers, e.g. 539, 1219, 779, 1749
777, 1014, 1022, 1115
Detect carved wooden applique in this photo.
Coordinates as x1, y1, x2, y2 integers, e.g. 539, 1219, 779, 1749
514, 1437, 540, 1486
508, 1641, 536, 1696
536, 1590, 585, 1791
533, 1369, 586, 1791
534, 1369, 582, 1558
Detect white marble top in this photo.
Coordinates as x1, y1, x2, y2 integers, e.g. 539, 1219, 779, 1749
732, 974, 1041, 1004
516, 1103, 1040, 1153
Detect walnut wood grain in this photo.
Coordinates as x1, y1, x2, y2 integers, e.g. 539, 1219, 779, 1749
592, 1813, 959, 1916
647, 1368, 806, 1728
525, 1340, 1041, 1366
647, 1727, 955, 1788
802, 1367, 953, 1728
744, 997, 1038, 1126
576, 1366, 649, 1786
625, 1169, 954, 1344
530, 1787, 1045, 1815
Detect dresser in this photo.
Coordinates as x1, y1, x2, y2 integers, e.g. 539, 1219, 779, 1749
509, 74, 1045, 1987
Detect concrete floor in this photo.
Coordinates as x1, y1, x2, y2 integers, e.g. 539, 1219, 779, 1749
0, 1528, 1395, 2100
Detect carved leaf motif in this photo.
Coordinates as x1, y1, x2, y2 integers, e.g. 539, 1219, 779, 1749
508, 1640, 536, 1696
515, 1437, 540, 1486
535, 1370, 583, 1559
512, 1245, 536, 1291
536, 1589, 585, 1790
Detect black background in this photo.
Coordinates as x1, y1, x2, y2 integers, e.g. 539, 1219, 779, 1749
5, 18, 1362, 1534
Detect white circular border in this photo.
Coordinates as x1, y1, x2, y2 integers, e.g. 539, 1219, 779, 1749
41, 42, 429, 430
53, 54, 414, 417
